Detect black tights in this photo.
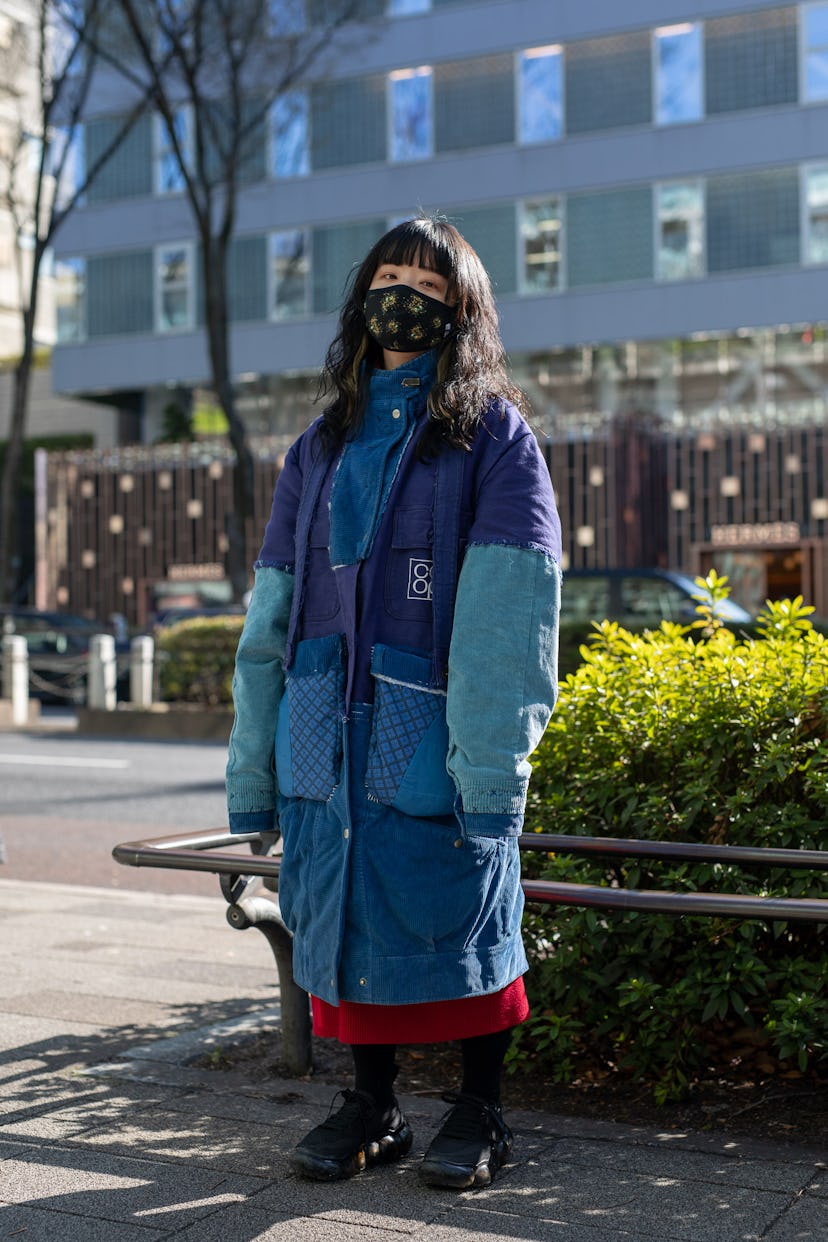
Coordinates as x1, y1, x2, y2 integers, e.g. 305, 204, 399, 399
351, 1028, 513, 1108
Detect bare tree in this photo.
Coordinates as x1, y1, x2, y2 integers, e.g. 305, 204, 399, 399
0, 0, 156, 602
108, 0, 367, 599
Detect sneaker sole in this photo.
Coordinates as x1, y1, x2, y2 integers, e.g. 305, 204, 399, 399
290, 1120, 413, 1182
419, 1139, 512, 1190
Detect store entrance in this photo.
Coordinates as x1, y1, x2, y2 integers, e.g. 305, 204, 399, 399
695, 541, 826, 618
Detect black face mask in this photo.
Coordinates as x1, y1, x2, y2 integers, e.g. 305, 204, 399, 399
364, 285, 454, 353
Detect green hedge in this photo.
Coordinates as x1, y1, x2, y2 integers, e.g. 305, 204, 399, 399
519, 582, 828, 1100
156, 616, 244, 705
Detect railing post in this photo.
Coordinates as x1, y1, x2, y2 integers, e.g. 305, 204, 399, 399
88, 633, 117, 710
2, 635, 29, 726
130, 635, 154, 707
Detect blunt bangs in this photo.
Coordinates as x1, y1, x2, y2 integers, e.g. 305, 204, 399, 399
368, 219, 459, 282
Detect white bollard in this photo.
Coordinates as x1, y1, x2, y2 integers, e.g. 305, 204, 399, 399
88, 633, 117, 711
2, 635, 29, 726
130, 635, 154, 707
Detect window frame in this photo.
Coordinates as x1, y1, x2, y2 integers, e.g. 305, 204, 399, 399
654, 178, 706, 281
154, 241, 195, 334
268, 228, 311, 320
387, 65, 434, 162
802, 161, 828, 262
153, 106, 192, 196
518, 196, 565, 295
387, 0, 430, 15
269, 89, 311, 179
652, 21, 704, 127
55, 255, 88, 344
516, 43, 564, 146
801, 1, 828, 102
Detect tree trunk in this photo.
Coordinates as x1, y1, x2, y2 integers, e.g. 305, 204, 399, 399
202, 236, 256, 601
0, 296, 38, 604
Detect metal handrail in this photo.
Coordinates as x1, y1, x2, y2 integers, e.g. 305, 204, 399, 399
112, 828, 828, 923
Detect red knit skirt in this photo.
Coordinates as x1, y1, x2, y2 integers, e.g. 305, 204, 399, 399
311, 976, 529, 1044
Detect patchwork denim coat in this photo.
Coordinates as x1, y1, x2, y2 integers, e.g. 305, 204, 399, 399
226, 354, 562, 1006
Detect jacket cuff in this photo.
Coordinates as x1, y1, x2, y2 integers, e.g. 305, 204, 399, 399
229, 810, 275, 834
458, 809, 524, 839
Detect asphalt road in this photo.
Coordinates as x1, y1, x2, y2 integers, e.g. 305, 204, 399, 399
0, 717, 231, 895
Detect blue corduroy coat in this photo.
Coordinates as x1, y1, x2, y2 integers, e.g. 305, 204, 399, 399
226, 355, 562, 1006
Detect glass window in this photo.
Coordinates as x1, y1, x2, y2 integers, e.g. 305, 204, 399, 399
521, 198, 562, 292
805, 165, 828, 262
55, 257, 86, 342
311, 75, 386, 169
519, 45, 562, 144
389, 67, 432, 161
434, 56, 514, 151
49, 125, 85, 210
268, 0, 305, 35
156, 244, 194, 332
271, 230, 310, 317
705, 9, 797, 114
568, 187, 654, 286
565, 31, 651, 134
154, 108, 191, 194
804, 3, 828, 101
707, 168, 799, 272
654, 23, 702, 124
389, 0, 429, 12
271, 91, 310, 177
656, 182, 704, 280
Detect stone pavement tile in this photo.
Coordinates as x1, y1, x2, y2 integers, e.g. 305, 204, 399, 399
469, 1150, 791, 1242
78, 1107, 291, 1177
5, 989, 177, 1029
413, 1205, 688, 1242
543, 1137, 818, 1194
0, 1011, 100, 1055
0, 1076, 187, 1144
0, 1200, 165, 1240
805, 1170, 827, 1198
0, 1144, 265, 1229
235, 1156, 454, 1235
173, 1208, 416, 1241
763, 1192, 828, 1240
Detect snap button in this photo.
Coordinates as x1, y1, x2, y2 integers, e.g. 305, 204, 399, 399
391, 408, 401, 419
359, 977, 367, 986
453, 838, 463, 848
343, 829, 349, 839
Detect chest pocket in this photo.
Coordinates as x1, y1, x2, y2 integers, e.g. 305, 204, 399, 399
384, 507, 434, 621
303, 514, 340, 622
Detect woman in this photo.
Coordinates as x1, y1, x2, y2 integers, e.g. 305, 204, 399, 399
226, 217, 561, 1188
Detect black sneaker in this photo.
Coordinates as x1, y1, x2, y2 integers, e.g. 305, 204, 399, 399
289, 1089, 413, 1181
419, 1092, 514, 1189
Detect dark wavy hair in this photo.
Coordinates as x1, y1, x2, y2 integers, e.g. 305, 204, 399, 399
316, 217, 527, 456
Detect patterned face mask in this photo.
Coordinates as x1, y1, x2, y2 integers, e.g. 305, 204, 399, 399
364, 285, 455, 353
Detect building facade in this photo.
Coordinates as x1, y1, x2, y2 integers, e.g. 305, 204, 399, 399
46, 0, 828, 622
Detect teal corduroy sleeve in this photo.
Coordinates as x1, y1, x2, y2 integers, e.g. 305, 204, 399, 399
226, 566, 295, 832
445, 543, 561, 825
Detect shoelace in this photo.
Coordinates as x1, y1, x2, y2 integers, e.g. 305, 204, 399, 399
437, 1091, 506, 1143
317, 1088, 376, 1138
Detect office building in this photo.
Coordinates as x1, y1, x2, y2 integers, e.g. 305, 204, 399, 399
47, 1, 828, 621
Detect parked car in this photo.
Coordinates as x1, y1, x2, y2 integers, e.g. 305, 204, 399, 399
152, 604, 247, 629
0, 607, 130, 704
561, 568, 753, 628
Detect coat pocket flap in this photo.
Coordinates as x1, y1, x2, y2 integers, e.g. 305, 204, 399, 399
371, 642, 443, 692
391, 507, 432, 548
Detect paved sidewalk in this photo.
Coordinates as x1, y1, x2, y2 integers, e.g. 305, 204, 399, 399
0, 878, 824, 1242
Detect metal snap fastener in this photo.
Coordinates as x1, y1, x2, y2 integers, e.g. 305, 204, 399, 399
391, 408, 401, 419
343, 828, 349, 839
453, 838, 463, 848
359, 977, 367, 986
